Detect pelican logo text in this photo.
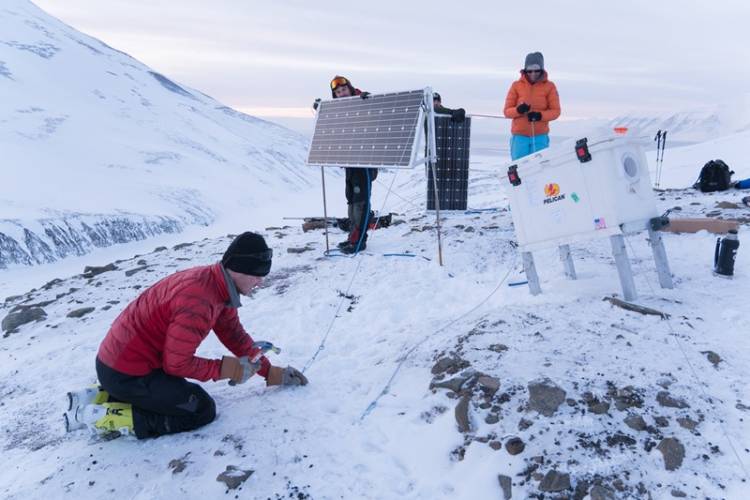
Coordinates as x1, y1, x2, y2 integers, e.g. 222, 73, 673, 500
543, 183, 565, 204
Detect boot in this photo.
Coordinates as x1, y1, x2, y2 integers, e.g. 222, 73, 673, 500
67, 385, 109, 411
81, 402, 134, 437
64, 386, 110, 432
340, 233, 367, 254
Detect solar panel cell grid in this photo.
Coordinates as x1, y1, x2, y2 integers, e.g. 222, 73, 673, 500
427, 116, 471, 210
307, 90, 426, 168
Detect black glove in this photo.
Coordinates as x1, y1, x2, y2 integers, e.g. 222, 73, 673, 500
360, 92, 371, 99
516, 103, 530, 115
527, 111, 542, 122
312, 98, 321, 111
451, 108, 466, 123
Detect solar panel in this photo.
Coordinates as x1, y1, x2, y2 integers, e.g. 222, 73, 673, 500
307, 89, 428, 169
427, 116, 471, 210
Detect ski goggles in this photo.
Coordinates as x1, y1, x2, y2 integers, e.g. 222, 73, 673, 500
330, 77, 350, 90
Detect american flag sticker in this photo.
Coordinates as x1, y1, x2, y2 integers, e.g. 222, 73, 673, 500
594, 217, 607, 230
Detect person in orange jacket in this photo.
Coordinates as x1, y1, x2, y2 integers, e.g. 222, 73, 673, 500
503, 52, 561, 160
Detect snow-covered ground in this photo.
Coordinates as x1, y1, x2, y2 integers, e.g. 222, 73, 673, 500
1, 127, 749, 498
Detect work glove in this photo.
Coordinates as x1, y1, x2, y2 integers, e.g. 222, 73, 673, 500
360, 92, 371, 99
267, 365, 309, 387
527, 111, 542, 122
451, 108, 466, 123
516, 102, 530, 115
312, 98, 321, 111
221, 356, 260, 385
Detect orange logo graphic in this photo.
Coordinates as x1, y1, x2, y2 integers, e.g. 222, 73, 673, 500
544, 183, 560, 197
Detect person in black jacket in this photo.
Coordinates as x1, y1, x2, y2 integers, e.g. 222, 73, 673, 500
329, 75, 377, 254
433, 92, 466, 122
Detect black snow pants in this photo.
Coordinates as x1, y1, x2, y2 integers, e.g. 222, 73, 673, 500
344, 167, 375, 243
96, 357, 216, 439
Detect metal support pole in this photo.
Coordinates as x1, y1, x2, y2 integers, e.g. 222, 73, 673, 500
522, 252, 542, 295
320, 166, 330, 254
559, 244, 577, 280
425, 90, 444, 266
647, 228, 674, 289
610, 234, 637, 301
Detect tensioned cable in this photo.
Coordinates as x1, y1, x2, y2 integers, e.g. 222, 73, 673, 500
302, 169, 401, 373
359, 246, 519, 421
624, 236, 749, 480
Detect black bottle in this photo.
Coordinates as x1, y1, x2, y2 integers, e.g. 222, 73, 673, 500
714, 229, 740, 278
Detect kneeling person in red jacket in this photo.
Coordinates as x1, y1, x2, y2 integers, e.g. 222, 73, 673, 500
65, 232, 308, 439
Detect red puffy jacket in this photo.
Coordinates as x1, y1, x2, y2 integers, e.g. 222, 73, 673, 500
97, 263, 270, 382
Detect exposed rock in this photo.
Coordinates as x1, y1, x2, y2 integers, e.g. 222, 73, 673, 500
498, 474, 512, 499
430, 375, 471, 393
67, 307, 95, 318
168, 456, 189, 474
538, 470, 570, 492
656, 391, 689, 409
716, 201, 740, 209
656, 437, 685, 471
677, 417, 699, 431
589, 484, 616, 500
286, 246, 314, 254
518, 418, 533, 431
125, 265, 148, 277
42, 278, 63, 290
136, 259, 147, 265
489, 441, 502, 451
671, 489, 687, 497
153, 246, 167, 252
606, 432, 636, 448
476, 375, 500, 395
431, 356, 469, 376
612, 386, 644, 411
485, 414, 499, 424
172, 242, 193, 250
488, 344, 508, 353
505, 437, 525, 455
82, 263, 117, 278
455, 394, 472, 433
528, 378, 566, 417
624, 414, 648, 432
216, 465, 254, 490
700, 350, 722, 367
582, 392, 610, 414
2, 307, 47, 332
654, 416, 670, 427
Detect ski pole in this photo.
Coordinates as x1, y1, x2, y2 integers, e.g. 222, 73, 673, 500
530, 120, 536, 155
658, 131, 667, 188
654, 130, 662, 188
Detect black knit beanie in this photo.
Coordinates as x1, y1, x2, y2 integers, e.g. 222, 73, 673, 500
221, 232, 272, 277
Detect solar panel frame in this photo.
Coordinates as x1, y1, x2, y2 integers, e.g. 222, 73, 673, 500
306, 88, 432, 169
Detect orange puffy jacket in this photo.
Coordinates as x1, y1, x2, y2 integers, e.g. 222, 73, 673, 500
503, 71, 561, 136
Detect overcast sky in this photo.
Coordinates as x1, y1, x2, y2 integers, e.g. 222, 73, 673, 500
34, 0, 750, 129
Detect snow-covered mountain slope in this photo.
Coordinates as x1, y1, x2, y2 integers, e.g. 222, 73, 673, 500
0, 0, 314, 269
608, 100, 750, 145
1, 182, 748, 499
